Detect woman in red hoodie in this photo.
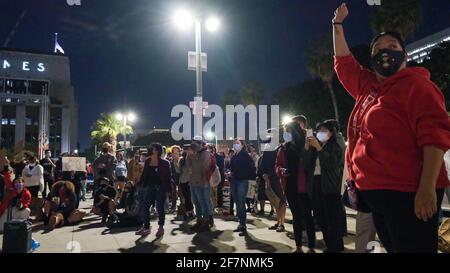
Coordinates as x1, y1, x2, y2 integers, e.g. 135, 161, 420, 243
332, 3, 450, 253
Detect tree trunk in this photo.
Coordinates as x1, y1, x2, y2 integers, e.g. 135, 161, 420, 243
110, 134, 117, 154
327, 80, 339, 122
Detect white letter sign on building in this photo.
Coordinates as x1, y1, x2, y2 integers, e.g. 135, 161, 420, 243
0, 59, 46, 72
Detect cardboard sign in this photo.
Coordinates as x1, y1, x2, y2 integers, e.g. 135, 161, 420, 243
62, 157, 86, 172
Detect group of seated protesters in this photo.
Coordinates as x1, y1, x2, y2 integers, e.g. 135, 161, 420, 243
91, 177, 141, 228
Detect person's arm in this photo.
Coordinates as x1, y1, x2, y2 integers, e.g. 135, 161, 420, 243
275, 147, 286, 178
332, 3, 374, 99
408, 80, 450, 221
332, 3, 351, 57
21, 190, 32, 209
415, 147, 444, 221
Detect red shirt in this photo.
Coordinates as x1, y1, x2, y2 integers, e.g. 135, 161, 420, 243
0, 188, 32, 217
275, 145, 307, 193
335, 54, 450, 192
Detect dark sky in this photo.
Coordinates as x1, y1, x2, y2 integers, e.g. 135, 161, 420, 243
1, 0, 450, 150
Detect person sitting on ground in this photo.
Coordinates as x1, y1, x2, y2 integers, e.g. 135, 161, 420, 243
108, 181, 141, 228
92, 177, 117, 223
43, 181, 85, 230
0, 177, 31, 232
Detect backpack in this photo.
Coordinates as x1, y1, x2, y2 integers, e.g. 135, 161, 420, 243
438, 218, 450, 253
208, 154, 221, 187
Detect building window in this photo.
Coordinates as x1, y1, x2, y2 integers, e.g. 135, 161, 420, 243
1, 105, 15, 149
9, 119, 16, 126
28, 80, 48, 95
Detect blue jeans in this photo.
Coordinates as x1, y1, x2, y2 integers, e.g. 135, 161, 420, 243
139, 184, 166, 228
190, 185, 213, 219
231, 179, 249, 227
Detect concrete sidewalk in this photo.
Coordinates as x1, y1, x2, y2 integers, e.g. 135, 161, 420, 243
0, 197, 363, 253
2, 194, 448, 253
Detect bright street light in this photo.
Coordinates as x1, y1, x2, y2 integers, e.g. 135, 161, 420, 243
205, 131, 215, 140
282, 115, 293, 125
115, 112, 123, 121
173, 9, 193, 31
205, 16, 220, 32
127, 112, 136, 122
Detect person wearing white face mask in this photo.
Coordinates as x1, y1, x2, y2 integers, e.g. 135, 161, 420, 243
22, 156, 44, 198
230, 138, 256, 236
277, 120, 316, 253
305, 120, 346, 253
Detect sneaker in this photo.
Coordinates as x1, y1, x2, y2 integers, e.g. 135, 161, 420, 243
276, 225, 285, 232
135, 227, 151, 236
238, 228, 247, 236
293, 247, 304, 253
197, 220, 211, 232
233, 226, 243, 232
268, 224, 279, 230
190, 219, 202, 232
156, 226, 164, 237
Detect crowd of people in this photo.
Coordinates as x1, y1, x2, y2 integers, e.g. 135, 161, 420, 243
0, 3, 449, 254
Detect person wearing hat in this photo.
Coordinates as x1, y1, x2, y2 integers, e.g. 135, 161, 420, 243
92, 177, 117, 223
186, 136, 214, 232
93, 142, 117, 191
333, 3, 450, 252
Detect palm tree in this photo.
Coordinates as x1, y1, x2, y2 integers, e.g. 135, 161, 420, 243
371, 0, 422, 40
91, 113, 133, 153
305, 35, 339, 121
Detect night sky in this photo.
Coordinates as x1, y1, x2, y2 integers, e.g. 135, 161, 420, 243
1, 0, 450, 150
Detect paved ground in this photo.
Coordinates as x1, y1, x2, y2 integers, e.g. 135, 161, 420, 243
1, 193, 448, 253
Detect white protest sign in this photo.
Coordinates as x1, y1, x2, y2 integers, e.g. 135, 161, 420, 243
62, 157, 86, 172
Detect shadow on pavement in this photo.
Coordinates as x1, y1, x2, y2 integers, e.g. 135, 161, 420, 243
119, 237, 170, 253
188, 229, 237, 253
243, 232, 294, 253
72, 222, 105, 232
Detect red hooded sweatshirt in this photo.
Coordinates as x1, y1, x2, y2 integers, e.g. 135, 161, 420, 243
335, 54, 450, 192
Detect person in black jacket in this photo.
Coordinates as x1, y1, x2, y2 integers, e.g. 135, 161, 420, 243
136, 143, 173, 237
44, 181, 85, 230
305, 120, 346, 253
213, 146, 225, 209
92, 177, 117, 223
230, 138, 256, 236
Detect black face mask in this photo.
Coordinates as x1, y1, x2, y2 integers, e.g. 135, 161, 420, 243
371, 48, 405, 78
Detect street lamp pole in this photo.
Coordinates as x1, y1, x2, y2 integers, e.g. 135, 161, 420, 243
193, 15, 204, 138
123, 115, 127, 157
195, 16, 203, 98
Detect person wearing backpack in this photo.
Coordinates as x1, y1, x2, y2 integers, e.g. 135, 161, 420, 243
186, 136, 213, 232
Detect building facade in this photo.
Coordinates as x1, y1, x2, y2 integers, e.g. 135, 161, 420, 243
406, 27, 450, 63
0, 48, 78, 156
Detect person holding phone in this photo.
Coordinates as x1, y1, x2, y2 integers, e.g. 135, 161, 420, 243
306, 120, 346, 253
276, 120, 316, 253
333, 3, 450, 252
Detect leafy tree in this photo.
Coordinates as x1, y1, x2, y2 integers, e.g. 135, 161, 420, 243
370, 0, 422, 40
90, 113, 133, 153
305, 35, 339, 121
